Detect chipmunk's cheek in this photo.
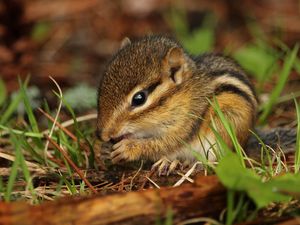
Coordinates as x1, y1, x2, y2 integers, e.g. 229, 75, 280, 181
111, 139, 139, 164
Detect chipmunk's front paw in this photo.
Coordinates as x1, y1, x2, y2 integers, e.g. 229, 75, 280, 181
111, 139, 140, 164
151, 157, 181, 176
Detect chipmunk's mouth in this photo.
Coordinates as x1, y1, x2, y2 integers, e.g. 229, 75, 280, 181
111, 133, 132, 144
111, 132, 152, 144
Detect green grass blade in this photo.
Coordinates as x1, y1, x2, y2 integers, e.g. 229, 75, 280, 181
234, 194, 248, 223
0, 125, 44, 138
180, 139, 212, 169
60, 174, 77, 195
0, 90, 23, 125
19, 142, 36, 202
21, 138, 44, 163
59, 131, 82, 165
226, 190, 235, 225
164, 207, 173, 225
4, 132, 21, 202
208, 97, 245, 167
79, 180, 86, 194
249, 130, 273, 176
43, 99, 53, 128
19, 78, 40, 133
259, 44, 299, 123
0, 78, 7, 108
294, 98, 300, 173
210, 118, 232, 158
55, 178, 64, 196
0, 77, 30, 125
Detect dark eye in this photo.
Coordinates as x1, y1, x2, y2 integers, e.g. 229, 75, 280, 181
131, 91, 147, 107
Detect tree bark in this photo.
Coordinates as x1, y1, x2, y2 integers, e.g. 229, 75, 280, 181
0, 176, 226, 225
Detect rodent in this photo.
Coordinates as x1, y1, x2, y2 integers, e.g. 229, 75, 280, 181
96, 35, 258, 175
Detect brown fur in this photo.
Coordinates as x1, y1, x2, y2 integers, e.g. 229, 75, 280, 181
201, 93, 254, 148
97, 35, 257, 164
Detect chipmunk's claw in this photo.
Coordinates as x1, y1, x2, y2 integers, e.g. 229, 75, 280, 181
152, 157, 180, 176
168, 159, 180, 175
111, 140, 128, 164
111, 139, 141, 164
111, 139, 133, 164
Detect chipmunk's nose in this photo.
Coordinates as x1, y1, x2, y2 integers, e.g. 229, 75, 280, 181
97, 125, 124, 143
101, 133, 110, 142
96, 128, 110, 142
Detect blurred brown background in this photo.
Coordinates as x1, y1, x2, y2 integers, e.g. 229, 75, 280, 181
1, 0, 300, 93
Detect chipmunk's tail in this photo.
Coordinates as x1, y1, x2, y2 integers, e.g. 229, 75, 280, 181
245, 128, 297, 159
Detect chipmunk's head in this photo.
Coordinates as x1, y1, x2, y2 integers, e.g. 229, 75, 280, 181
97, 36, 196, 143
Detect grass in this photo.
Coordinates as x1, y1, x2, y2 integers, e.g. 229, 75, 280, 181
0, 78, 6, 107
0, 77, 99, 202
259, 44, 299, 123
294, 99, 300, 173
0, 80, 25, 125
200, 96, 299, 224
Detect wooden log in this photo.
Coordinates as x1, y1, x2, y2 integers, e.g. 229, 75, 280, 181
0, 176, 226, 225
276, 218, 300, 225
236, 217, 299, 225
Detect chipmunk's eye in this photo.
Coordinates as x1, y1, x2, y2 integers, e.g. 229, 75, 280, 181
131, 91, 147, 107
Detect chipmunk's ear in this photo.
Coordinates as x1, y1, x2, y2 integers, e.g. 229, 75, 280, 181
120, 37, 131, 49
164, 47, 188, 84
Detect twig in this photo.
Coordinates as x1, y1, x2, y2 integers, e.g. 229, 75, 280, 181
45, 134, 97, 194
42, 113, 97, 134
145, 176, 160, 189
0, 151, 40, 169
176, 172, 194, 183
173, 162, 201, 187
38, 108, 106, 170
179, 217, 223, 225
118, 173, 125, 192
43, 76, 63, 165
39, 108, 77, 141
140, 170, 155, 189
130, 161, 144, 190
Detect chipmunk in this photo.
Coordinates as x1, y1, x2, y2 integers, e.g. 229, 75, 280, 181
96, 35, 259, 175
